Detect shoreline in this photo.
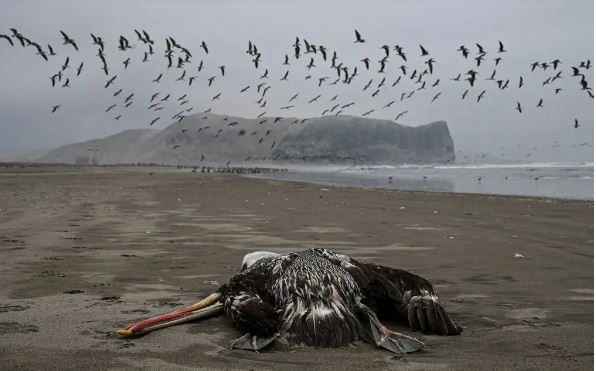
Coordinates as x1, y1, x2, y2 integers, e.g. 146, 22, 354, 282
1, 162, 593, 202
245, 173, 594, 203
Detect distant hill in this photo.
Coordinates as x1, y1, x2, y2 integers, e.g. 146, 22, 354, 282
39, 129, 159, 164
37, 113, 455, 165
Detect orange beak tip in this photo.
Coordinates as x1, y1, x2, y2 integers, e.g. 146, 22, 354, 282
117, 328, 134, 337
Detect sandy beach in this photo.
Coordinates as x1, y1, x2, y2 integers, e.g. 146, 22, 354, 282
0, 165, 592, 370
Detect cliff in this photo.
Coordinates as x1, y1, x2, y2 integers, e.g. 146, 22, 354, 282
273, 116, 454, 164
37, 113, 455, 165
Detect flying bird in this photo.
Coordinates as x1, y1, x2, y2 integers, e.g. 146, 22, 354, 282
60, 30, 78, 50
457, 45, 468, 58
61, 56, 70, 71
308, 95, 321, 103
361, 58, 370, 70
354, 29, 365, 43
395, 110, 408, 121
76, 62, 83, 76
497, 41, 506, 53
0, 34, 14, 46
382, 100, 395, 109
104, 75, 117, 88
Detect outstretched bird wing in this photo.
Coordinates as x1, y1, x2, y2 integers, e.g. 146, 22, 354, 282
314, 249, 462, 336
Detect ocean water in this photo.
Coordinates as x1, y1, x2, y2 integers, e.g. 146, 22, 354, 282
248, 162, 594, 200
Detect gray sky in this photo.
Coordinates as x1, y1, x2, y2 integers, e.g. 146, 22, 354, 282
0, 0, 593, 162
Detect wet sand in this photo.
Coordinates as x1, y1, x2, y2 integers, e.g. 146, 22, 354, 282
0, 165, 593, 370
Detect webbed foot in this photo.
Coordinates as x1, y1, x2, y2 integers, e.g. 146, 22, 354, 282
230, 333, 277, 352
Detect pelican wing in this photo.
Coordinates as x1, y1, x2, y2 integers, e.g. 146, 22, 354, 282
314, 248, 462, 336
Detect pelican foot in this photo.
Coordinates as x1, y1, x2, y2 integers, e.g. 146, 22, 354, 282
230, 333, 277, 352
370, 321, 425, 354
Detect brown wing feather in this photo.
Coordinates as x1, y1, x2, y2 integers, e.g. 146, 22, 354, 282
315, 248, 462, 336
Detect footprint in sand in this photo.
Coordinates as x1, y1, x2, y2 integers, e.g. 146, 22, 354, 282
505, 308, 560, 329
0, 305, 29, 313
0, 322, 39, 334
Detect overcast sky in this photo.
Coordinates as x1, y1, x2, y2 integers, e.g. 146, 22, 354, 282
0, 0, 593, 162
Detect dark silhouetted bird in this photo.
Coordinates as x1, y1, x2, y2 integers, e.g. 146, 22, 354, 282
497, 41, 506, 53
60, 30, 78, 50
354, 29, 365, 43
0, 34, 14, 46
395, 110, 408, 121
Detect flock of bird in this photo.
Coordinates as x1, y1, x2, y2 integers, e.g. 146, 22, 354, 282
0, 28, 592, 157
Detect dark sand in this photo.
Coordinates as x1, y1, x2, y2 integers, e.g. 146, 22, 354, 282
0, 165, 593, 370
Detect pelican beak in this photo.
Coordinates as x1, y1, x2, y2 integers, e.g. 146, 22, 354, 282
116, 292, 223, 337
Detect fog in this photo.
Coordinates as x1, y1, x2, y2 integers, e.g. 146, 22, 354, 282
0, 0, 593, 163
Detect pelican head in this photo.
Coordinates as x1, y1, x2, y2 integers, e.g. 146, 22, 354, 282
241, 251, 281, 271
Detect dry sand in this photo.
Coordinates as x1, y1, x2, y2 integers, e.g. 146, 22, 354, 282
0, 165, 593, 370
